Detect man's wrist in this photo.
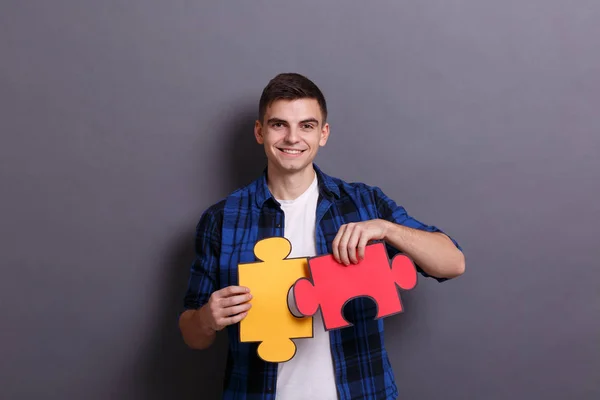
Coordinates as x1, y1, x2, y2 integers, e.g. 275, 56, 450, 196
381, 219, 395, 242
195, 306, 217, 335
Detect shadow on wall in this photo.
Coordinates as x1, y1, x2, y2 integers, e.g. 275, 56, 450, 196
139, 104, 265, 399
223, 104, 267, 193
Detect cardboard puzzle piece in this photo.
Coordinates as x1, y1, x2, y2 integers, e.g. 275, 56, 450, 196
238, 237, 313, 363
292, 242, 417, 330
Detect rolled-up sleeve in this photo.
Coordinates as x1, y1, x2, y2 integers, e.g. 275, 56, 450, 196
373, 186, 462, 282
183, 208, 222, 311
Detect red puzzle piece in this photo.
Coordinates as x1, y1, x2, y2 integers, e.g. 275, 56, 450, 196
292, 242, 417, 330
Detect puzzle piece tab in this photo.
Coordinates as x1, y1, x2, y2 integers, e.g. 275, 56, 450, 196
292, 242, 417, 330
238, 237, 313, 362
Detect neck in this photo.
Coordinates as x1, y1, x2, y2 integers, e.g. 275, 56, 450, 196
267, 163, 316, 201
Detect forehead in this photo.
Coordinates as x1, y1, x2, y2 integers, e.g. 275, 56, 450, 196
264, 98, 322, 122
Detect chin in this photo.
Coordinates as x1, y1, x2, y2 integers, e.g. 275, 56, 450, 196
279, 163, 303, 172
272, 159, 309, 173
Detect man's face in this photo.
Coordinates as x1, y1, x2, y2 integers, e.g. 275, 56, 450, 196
254, 98, 330, 175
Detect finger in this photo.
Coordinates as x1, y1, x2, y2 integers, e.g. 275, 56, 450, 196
347, 226, 363, 264
217, 285, 250, 298
223, 311, 249, 327
332, 224, 347, 263
357, 234, 370, 261
230, 302, 252, 316
218, 303, 251, 327
220, 293, 252, 308
338, 223, 354, 265
220, 302, 252, 319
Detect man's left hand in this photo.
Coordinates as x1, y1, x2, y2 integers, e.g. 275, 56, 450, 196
332, 219, 390, 265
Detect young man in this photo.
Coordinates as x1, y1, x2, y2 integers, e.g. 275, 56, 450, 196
179, 73, 465, 400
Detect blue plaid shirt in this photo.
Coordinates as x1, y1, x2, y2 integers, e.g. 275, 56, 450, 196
183, 164, 461, 399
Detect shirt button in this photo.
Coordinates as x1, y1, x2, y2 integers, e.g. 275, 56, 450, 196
276, 224, 281, 228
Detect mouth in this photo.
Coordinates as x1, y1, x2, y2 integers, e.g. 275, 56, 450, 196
277, 148, 306, 156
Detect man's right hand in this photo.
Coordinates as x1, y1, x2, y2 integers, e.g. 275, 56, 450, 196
180, 285, 252, 350
199, 285, 253, 332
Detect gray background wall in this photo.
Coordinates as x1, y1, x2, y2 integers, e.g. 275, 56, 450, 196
1, 1, 598, 399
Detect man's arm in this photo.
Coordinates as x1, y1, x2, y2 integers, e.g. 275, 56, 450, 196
178, 206, 252, 349
332, 219, 464, 279
179, 306, 217, 350
382, 221, 464, 278
331, 186, 465, 280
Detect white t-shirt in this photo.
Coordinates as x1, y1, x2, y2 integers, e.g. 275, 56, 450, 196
275, 174, 338, 400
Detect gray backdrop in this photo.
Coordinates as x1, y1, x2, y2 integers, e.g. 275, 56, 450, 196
1, 1, 599, 399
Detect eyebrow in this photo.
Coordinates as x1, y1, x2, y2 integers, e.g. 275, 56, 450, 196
299, 118, 319, 125
267, 118, 287, 125
266, 117, 320, 125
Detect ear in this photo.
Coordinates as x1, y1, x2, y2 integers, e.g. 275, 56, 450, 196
319, 122, 330, 147
254, 120, 264, 144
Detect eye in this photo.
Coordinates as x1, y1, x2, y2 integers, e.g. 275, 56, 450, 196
272, 122, 283, 128
302, 124, 315, 130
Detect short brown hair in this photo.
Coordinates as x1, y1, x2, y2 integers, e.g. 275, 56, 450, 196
258, 73, 328, 124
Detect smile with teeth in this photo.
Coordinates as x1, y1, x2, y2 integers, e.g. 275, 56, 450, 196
278, 148, 305, 155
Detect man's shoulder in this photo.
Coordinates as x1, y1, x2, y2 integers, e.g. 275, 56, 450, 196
197, 178, 261, 223
194, 198, 226, 233
320, 170, 385, 200
201, 197, 227, 218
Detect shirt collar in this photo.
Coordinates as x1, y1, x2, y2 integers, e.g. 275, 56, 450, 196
254, 163, 340, 208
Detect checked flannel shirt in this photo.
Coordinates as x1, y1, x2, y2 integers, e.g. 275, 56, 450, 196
183, 164, 462, 400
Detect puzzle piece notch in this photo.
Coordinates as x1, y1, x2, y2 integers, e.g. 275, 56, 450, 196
293, 242, 418, 331
293, 279, 319, 317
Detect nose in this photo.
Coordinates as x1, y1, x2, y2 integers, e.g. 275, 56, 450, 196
284, 127, 300, 143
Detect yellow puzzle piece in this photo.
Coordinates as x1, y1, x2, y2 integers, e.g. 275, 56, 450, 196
238, 237, 313, 363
